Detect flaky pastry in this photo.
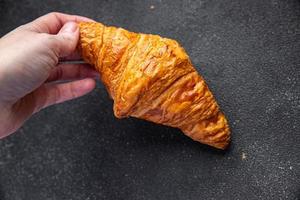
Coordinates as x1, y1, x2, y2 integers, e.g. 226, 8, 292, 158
78, 22, 230, 149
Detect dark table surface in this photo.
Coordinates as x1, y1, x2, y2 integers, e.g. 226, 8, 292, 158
0, 0, 299, 199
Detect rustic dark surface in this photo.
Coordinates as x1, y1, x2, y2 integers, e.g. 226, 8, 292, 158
0, 0, 299, 199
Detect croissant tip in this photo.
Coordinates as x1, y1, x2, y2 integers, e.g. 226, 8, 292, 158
201, 137, 230, 150
216, 140, 231, 150
215, 131, 231, 150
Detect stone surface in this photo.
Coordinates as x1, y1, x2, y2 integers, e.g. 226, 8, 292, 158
0, 0, 299, 199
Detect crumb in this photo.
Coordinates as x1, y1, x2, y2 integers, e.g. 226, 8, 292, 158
241, 152, 247, 160
150, 5, 155, 9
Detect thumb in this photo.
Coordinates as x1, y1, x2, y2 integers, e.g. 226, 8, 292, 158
52, 22, 79, 57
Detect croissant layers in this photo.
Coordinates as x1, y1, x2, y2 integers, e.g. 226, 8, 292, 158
78, 22, 230, 149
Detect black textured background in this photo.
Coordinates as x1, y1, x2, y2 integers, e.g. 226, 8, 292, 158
0, 0, 299, 199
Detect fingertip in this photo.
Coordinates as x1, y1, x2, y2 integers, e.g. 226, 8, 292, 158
55, 22, 79, 57
40, 78, 97, 108
84, 78, 97, 90
75, 78, 96, 94
74, 15, 96, 22
59, 21, 79, 34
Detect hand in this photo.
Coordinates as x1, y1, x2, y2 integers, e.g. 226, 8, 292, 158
0, 12, 98, 138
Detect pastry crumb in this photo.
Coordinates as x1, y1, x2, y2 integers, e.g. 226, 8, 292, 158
241, 152, 247, 160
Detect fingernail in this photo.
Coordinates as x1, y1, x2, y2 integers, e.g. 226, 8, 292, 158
60, 22, 78, 33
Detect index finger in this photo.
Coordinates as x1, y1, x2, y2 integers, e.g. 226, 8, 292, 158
23, 12, 95, 34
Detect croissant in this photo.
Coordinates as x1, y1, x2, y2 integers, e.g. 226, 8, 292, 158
78, 22, 230, 149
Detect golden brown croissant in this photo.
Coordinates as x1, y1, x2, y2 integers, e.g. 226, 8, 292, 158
78, 22, 230, 149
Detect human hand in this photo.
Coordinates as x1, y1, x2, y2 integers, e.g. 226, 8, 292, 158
0, 12, 98, 138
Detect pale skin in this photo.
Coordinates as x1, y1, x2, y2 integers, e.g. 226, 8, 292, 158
0, 12, 99, 138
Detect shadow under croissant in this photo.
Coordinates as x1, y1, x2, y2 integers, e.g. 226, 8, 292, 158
113, 117, 230, 156
86, 86, 231, 156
